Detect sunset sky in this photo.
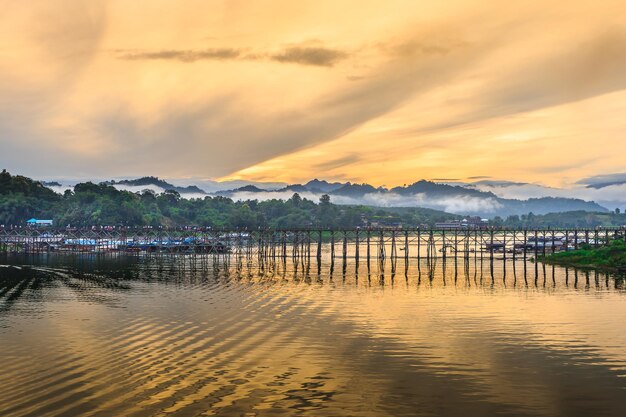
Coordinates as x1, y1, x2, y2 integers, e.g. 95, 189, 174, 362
1, 0, 625, 187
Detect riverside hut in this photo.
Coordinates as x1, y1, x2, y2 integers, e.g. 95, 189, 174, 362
26, 218, 53, 227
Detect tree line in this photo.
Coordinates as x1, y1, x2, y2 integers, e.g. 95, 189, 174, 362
2, 170, 625, 229
492, 211, 626, 228
0, 170, 454, 228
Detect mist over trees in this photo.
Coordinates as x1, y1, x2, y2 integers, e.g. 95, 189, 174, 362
0, 171, 454, 228
1, 171, 625, 229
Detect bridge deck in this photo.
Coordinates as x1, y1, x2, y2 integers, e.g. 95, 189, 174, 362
1, 228, 624, 260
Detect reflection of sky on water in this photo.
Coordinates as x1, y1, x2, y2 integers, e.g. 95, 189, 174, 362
1, 255, 626, 416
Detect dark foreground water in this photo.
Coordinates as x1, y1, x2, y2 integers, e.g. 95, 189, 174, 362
1, 254, 626, 417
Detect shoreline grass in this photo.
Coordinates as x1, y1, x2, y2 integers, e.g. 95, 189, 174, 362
539, 239, 626, 271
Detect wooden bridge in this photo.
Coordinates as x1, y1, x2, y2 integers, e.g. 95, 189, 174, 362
1, 228, 624, 263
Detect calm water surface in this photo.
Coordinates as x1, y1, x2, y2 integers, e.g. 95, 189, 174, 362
1, 254, 626, 417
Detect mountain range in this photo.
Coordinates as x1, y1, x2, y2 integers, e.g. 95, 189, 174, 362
41, 175, 621, 218
209, 179, 607, 217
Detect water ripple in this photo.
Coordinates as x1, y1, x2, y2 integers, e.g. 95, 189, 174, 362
1, 255, 625, 416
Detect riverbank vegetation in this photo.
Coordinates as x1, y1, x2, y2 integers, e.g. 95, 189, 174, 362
497, 211, 626, 228
0, 170, 457, 228
540, 239, 626, 270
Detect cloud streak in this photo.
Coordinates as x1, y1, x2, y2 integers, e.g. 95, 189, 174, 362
270, 46, 348, 66
118, 48, 242, 62
116, 45, 349, 66
576, 172, 626, 188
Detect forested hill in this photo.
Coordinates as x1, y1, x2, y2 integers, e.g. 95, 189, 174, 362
2, 170, 624, 228
104, 176, 206, 195
215, 179, 608, 217
0, 170, 457, 228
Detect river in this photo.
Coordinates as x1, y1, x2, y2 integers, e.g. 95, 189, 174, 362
1, 254, 625, 416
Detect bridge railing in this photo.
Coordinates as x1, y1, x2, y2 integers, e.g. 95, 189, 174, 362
1, 227, 624, 259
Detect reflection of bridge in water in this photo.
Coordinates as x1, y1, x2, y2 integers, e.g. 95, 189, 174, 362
2, 245, 624, 294
2, 228, 625, 263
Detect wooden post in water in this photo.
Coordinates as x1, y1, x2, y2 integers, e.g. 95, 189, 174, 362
474, 230, 483, 261
366, 230, 371, 263
306, 231, 311, 263
404, 230, 409, 261
463, 230, 470, 259
417, 229, 422, 265
247, 232, 253, 260
355, 230, 360, 263
426, 229, 437, 261
442, 230, 447, 260
342, 231, 347, 264
500, 230, 506, 263
317, 231, 322, 263
512, 230, 517, 262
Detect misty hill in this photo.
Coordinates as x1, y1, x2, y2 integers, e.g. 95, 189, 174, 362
304, 179, 346, 193
0, 170, 462, 228
225, 185, 267, 193
213, 179, 608, 217
218, 179, 347, 195
24, 171, 611, 218
496, 197, 607, 217
1, 170, 618, 227
391, 180, 496, 198
332, 183, 383, 196
277, 184, 309, 193
105, 176, 206, 195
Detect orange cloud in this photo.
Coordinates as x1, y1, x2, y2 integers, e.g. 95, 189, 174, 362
0, 0, 624, 185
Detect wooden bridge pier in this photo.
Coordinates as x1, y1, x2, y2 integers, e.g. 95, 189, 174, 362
1, 228, 625, 274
